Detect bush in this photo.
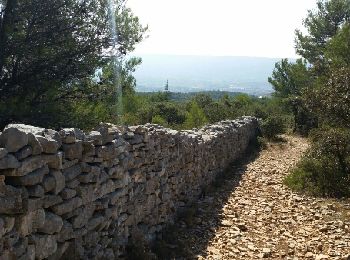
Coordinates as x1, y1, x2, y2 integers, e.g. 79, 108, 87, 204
183, 102, 208, 129
151, 115, 168, 127
285, 127, 350, 197
260, 115, 286, 139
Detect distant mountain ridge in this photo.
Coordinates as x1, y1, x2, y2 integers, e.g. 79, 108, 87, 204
132, 54, 288, 96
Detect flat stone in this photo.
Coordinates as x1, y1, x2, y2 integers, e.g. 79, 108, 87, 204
50, 197, 83, 215
2, 156, 44, 176
62, 164, 81, 182
66, 179, 80, 189
15, 145, 33, 160
60, 188, 77, 200
0, 154, 21, 169
24, 197, 43, 212
38, 212, 63, 235
6, 165, 49, 186
43, 195, 63, 208
62, 141, 83, 160
36, 136, 59, 154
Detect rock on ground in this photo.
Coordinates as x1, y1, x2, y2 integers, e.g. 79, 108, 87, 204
160, 136, 350, 260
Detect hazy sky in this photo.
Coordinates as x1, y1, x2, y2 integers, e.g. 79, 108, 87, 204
127, 0, 317, 58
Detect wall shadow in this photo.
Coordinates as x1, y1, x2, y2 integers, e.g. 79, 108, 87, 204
149, 144, 261, 260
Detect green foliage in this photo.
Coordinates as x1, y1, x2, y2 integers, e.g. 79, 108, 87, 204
268, 58, 317, 134
260, 115, 287, 139
285, 127, 350, 197
295, 0, 350, 73
184, 101, 208, 129
151, 115, 168, 127
325, 23, 350, 68
268, 59, 310, 98
0, 0, 147, 127
279, 0, 350, 198
304, 68, 350, 127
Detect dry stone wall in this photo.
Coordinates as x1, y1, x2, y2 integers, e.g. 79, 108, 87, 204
0, 117, 258, 259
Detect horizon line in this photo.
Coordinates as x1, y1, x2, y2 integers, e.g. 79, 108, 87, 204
129, 52, 299, 60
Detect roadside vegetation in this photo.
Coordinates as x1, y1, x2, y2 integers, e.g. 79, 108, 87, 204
277, 0, 350, 197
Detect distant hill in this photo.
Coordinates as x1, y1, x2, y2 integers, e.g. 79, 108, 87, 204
132, 54, 287, 96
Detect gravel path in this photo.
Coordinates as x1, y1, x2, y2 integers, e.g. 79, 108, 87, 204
160, 136, 350, 260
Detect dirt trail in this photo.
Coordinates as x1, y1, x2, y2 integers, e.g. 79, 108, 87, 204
162, 136, 350, 260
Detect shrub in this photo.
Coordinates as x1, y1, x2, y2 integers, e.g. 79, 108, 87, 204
151, 115, 168, 127
285, 127, 350, 197
184, 102, 208, 129
260, 115, 286, 139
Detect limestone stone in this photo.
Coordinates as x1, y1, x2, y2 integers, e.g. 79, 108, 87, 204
50, 170, 65, 194
0, 148, 8, 159
95, 124, 114, 145
0, 185, 23, 214
24, 198, 43, 212
43, 152, 62, 169
0, 217, 5, 238
2, 156, 44, 176
43, 195, 63, 208
36, 136, 60, 154
62, 164, 81, 181
15, 213, 33, 237
27, 185, 45, 198
43, 129, 62, 147
0, 154, 20, 169
38, 212, 63, 235
82, 141, 95, 156
42, 175, 56, 193
72, 204, 95, 229
15, 145, 33, 160
51, 197, 83, 215
85, 131, 103, 145
32, 209, 46, 230
62, 141, 83, 160
3, 216, 15, 234
59, 128, 76, 144
66, 179, 80, 189
6, 165, 49, 186
60, 188, 77, 200
61, 158, 78, 170
0, 126, 28, 153
31, 234, 57, 260
27, 133, 43, 155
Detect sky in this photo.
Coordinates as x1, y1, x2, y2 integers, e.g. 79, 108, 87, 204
127, 0, 317, 58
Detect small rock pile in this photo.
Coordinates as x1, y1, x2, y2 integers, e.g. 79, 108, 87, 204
0, 117, 258, 259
